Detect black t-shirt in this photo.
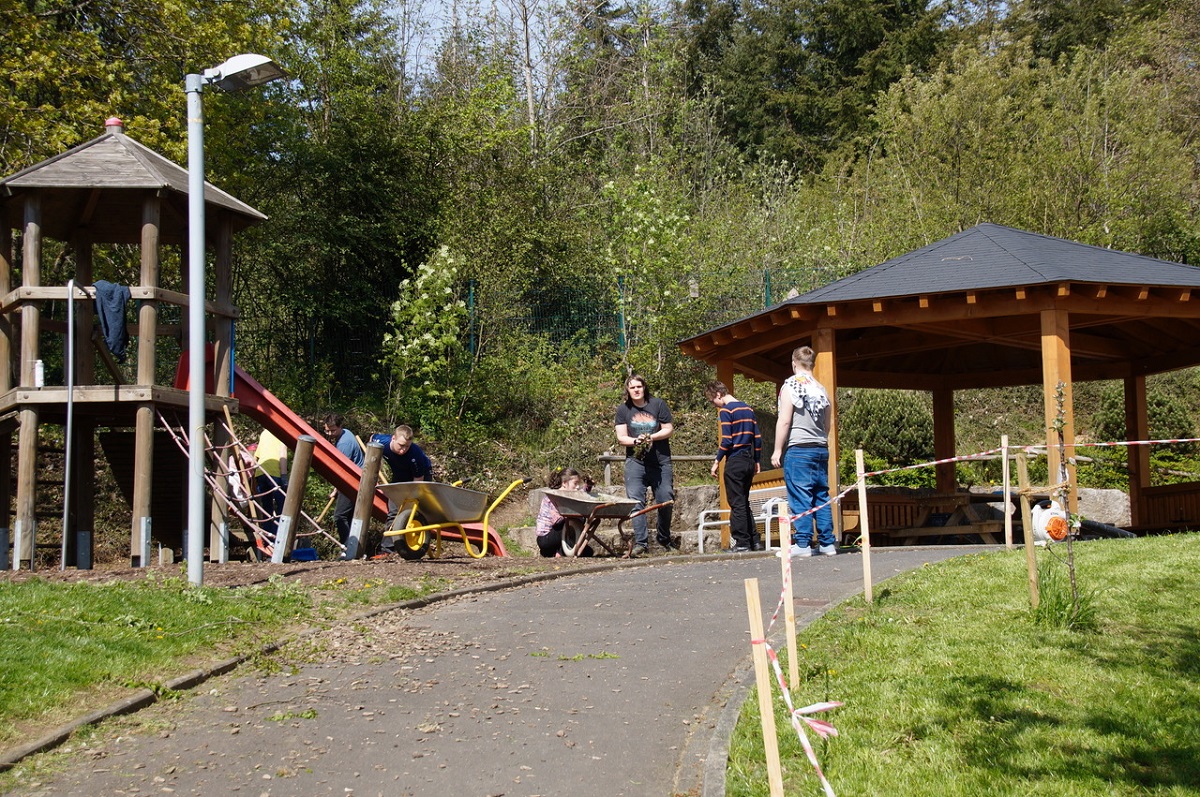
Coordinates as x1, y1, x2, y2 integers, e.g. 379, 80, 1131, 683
614, 396, 673, 466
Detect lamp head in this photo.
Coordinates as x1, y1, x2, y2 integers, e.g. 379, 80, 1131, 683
203, 54, 286, 92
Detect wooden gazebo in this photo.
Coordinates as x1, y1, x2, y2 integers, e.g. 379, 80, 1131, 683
680, 223, 1200, 529
0, 118, 264, 567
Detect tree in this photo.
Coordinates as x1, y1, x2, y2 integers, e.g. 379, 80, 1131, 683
233, 0, 438, 400
685, 0, 948, 167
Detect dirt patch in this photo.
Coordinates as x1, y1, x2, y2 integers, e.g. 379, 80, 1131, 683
0, 550, 608, 591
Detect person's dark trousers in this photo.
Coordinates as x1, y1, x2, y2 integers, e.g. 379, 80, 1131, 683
623, 458, 675, 547
723, 451, 756, 548
334, 492, 355, 546
256, 474, 286, 537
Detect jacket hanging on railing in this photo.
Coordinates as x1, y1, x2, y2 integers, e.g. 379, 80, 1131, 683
93, 280, 131, 363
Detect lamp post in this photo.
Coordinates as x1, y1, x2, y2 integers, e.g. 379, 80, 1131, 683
186, 54, 284, 586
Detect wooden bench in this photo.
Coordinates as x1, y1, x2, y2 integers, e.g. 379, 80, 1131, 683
841, 491, 1004, 545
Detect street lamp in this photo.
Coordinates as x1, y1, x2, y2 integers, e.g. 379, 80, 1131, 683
186, 53, 285, 586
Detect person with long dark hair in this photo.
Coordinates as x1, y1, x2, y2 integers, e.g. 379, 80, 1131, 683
614, 375, 676, 555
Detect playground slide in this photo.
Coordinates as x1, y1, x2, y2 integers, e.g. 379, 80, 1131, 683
173, 350, 507, 556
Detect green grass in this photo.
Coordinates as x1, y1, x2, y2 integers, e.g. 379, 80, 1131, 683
0, 568, 467, 748
728, 535, 1200, 796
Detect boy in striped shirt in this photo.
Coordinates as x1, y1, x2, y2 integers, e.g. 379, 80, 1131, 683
705, 380, 763, 552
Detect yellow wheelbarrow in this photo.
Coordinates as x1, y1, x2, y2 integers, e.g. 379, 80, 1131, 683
377, 478, 528, 559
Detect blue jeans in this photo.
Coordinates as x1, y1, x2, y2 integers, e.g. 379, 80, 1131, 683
783, 447, 836, 548
623, 458, 674, 546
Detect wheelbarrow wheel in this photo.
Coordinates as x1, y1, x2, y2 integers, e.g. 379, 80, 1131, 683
561, 518, 585, 556
395, 511, 431, 561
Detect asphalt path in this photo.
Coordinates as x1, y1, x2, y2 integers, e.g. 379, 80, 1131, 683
19, 546, 990, 797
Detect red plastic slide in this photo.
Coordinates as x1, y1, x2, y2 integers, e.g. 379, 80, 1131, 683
173, 350, 507, 556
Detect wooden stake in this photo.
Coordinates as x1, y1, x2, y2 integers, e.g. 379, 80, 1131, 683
781, 540, 799, 690
1002, 435, 1013, 549
744, 578, 785, 797
1015, 452, 1039, 609
855, 449, 874, 604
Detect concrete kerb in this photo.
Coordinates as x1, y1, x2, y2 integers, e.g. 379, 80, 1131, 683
0, 550, 734, 773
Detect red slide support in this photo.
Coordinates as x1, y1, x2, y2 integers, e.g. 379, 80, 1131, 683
173, 350, 507, 556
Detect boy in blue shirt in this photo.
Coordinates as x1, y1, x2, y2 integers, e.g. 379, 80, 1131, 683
370, 425, 433, 555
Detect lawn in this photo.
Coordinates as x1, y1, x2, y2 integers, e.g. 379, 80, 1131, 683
728, 534, 1200, 796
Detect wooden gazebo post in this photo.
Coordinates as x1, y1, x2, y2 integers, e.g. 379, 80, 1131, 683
814, 327, 840, 535
1124, 375, 1149, 527
1040, 304, 1078, 513
932, 388, 956, 495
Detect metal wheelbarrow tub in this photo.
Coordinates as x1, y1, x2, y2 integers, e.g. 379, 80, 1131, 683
376, 481, 492, 525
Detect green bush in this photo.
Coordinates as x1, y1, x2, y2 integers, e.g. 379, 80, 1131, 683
838, 390, 935, 485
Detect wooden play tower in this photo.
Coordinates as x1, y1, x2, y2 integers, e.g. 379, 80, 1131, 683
0, 118, 264, 568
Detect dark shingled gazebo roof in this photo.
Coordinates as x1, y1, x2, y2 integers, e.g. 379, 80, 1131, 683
681, 223, 1200, 391
798, 223, 1200, 304
0, 122, 265, 245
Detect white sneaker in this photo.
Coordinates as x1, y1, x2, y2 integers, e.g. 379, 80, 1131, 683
818, 544, 838, 556
790, 544, 813, 558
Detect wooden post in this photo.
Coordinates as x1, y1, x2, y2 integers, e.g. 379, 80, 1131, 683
1124, 375, 1149, 528
213, 215, 234, 400
73, 234, 95, 385
1040, 307, 1077, 514
208, 422, 231, 563
274, 435, 315, 561
1016, 451, 1039, 609
0, 218, 12, 392
0, 220, 12, 553
1001, 435, 1013, 550
744, 578, 785, 797
137, 196, 159, 386
69, 233, 96, 568
209, 217, 233, 562
781, 539, 799, 690
130, 195, 161, 567
345, 442, 384, 560
16, 195, 42, 568
130, 406, 154, 566
813, 327, 840, 539
856, 449, 874, 604
932, 388, 956, 495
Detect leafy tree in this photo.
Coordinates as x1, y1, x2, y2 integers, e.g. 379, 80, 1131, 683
845, 37, 1198, 260
233, 0, 437, 400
